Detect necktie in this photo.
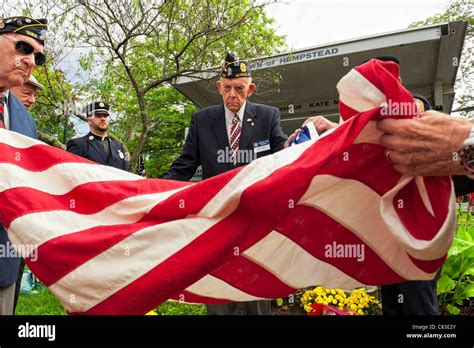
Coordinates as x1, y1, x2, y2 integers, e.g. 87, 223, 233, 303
229, 113, 241, 162
0, 93, 6, 129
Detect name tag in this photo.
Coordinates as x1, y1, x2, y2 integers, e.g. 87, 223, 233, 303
253, 139, 270, 154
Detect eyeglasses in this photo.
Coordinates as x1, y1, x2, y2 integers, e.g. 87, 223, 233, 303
2, 35, 46, 66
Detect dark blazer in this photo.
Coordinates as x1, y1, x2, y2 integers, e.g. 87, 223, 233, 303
164, 101, 287, 180
66, 132, 129, 171
0, 93, 37, 287
453, 176, 474, 196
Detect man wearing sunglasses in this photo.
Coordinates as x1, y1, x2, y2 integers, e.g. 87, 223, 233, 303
0, 16, 47, 315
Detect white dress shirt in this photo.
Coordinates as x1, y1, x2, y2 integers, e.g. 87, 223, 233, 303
1, 90, 10, 130
224, 100, 246, 144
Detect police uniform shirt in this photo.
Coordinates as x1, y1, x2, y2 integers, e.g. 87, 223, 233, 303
89, 132, 111, 158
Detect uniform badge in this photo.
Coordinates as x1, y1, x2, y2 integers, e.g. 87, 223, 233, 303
99, 102, 104, 107
118, 150, 124, 159
25, 18, 31, 23
240, 63, 247, 72
0, 21, 4, 29
88, 135, 94, 141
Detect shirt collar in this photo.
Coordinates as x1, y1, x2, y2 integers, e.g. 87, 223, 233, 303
89, 131, 108, 141
2, 90, 10, 100
224, 100, 246, 122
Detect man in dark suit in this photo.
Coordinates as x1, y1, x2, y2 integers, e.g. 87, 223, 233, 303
0, 15, 47, 315
67, 102, 129, 171
164, 53, 287, 314
10, 74, 44, 312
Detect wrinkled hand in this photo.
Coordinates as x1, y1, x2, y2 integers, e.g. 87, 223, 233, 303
302, 116, 338, 135
376, 110, 472, 176
284, 116, 338, 148
284, 128, 302, 148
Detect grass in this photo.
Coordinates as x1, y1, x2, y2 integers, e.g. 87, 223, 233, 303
15, 289, 206, 315
15, 288, 66, 315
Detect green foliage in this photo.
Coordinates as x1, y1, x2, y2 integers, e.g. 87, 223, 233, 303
153, 301, 206, 315
437, 208, 474, 315
30, 66, 77, 143
409, 0, 473, 116
51, 0, 286, 171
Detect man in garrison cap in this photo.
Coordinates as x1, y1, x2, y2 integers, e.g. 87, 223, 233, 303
0, 16, 47, 315
11, 75, 44, 110
66, 102, 129, 171
10, 74, 44, 313
164, 53, 288, 315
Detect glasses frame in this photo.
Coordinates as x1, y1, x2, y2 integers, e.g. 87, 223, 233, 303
2, 34, 46, 66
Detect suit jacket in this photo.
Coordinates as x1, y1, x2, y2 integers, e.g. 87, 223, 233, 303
164, 101, 287, 181
453, 175, 474, 196
66, 132, 129, 171
0, 93, 37, 287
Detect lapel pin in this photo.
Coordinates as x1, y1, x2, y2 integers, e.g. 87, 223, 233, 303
251, 122, 255, 126
88, 135, 94, 141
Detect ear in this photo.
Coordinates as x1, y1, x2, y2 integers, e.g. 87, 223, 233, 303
247, 82, 256, 97
216, 79, 223, 95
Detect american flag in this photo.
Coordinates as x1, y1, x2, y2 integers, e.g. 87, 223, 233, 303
0, 59, 455, 314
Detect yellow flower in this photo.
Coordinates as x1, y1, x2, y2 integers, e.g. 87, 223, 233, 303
350, 304, 358, 312
357, 309, 364, 315
330, 289, 336, 295
332, 299, 338, 305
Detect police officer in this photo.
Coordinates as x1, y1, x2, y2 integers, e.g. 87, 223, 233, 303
67, 102, 128, 170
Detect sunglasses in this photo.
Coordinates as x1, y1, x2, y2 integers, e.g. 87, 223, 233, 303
2, 35, 46, 66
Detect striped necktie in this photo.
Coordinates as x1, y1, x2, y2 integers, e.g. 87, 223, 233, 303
229, 113, 241, 161
0, 93, 6, 129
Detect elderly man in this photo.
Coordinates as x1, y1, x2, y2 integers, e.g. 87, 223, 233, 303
164, 53, 287, 315
10, 74, 44, 313
11, 75, 44, 110
0, 16, 47, 315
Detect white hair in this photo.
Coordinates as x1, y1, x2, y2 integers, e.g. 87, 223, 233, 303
219, 77, 252, 85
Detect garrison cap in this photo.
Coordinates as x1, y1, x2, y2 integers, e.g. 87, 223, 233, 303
220, 52, 251, 79
0, 16, 48, 44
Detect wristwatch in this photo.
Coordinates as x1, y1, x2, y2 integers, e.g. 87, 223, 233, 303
459, 126, 474, 179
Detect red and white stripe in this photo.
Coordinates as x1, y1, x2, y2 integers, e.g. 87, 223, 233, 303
0, 59, 455, 314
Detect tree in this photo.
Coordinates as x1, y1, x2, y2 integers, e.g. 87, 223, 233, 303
32, 0, 285, 173
410, 0, 473, 118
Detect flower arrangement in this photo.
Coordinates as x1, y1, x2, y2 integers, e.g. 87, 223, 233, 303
300, 286, 381, 315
